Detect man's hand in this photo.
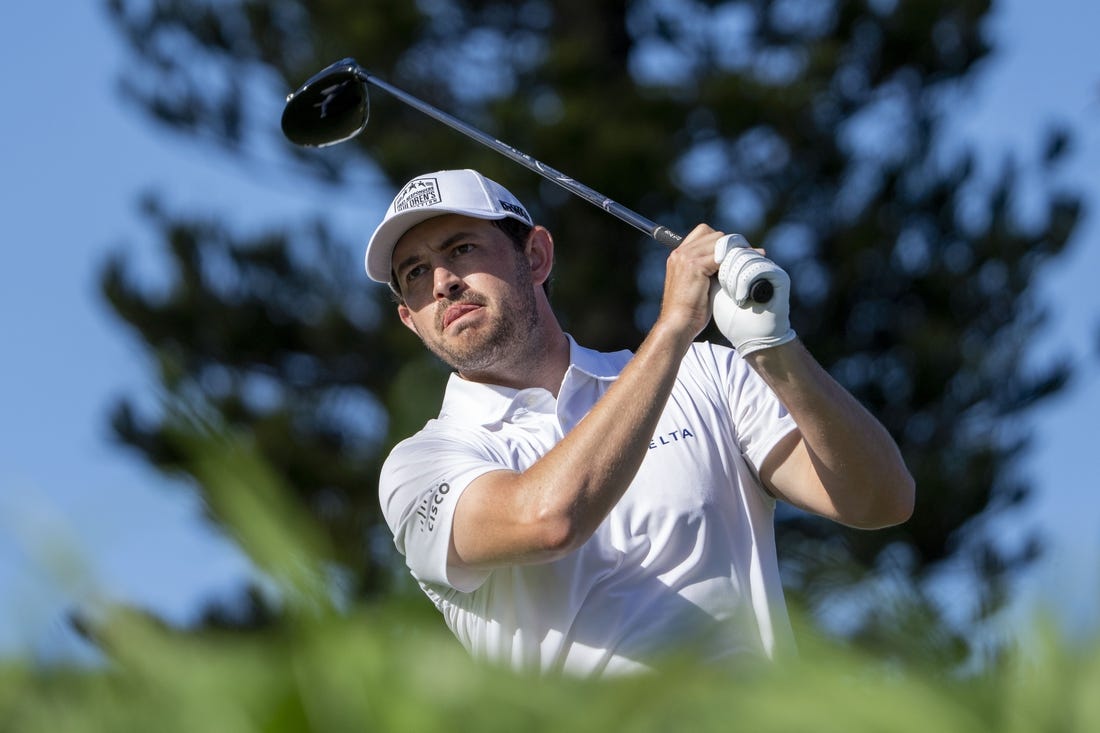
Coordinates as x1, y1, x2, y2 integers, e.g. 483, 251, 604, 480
711, 233, 797, 355
656, 224, 726, 341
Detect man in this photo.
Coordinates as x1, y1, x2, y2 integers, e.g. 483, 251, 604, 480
369, 168, 914, 677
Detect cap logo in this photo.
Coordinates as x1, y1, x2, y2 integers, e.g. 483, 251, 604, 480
499, 200, 531, 222
393, 177, 442, 213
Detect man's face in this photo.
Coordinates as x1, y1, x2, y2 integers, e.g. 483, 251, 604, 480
392, 214, 539, 374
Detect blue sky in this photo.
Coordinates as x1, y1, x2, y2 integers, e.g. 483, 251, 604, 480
1, 2, 1097, 659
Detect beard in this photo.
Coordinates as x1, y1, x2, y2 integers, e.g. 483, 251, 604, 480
420, 254, 541, 375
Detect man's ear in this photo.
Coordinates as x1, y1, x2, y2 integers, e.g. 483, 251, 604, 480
397, 304, 420, 335
526, 226, 554, 287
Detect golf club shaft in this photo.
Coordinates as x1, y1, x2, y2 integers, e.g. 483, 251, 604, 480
361, 72, 683, 248
284, 58, 772, 303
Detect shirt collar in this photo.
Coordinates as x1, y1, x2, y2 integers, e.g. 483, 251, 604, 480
437, 334, 632, 426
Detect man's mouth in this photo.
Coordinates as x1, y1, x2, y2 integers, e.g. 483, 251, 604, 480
442, 303, 482, 330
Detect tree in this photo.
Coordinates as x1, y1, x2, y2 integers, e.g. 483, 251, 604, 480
100, 0, 1082, 665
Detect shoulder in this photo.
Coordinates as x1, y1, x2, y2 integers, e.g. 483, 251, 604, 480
675, 341, 786, 419
678, 340, 746, 383
384, 419, 497, 469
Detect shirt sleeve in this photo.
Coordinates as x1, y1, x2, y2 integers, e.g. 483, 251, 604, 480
378, 429, 503, 593
728, 352, 798, 473
695, 342, 798, 474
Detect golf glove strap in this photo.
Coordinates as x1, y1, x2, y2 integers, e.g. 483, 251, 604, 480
711, 234, 796, 356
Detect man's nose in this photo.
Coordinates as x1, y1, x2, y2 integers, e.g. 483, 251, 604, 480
433, 266, 464, 300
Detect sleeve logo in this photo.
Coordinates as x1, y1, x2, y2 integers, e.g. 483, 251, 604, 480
415, 481, 451, 533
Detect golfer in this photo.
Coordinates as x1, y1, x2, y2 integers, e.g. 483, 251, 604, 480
370, 169, 914, 677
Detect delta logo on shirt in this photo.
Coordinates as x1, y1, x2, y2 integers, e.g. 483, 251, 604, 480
649, 427, 695, 450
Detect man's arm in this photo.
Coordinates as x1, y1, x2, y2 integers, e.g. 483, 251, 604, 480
709, 235, 914, 528
751, 340, 915, 529
449, 225, 725, 570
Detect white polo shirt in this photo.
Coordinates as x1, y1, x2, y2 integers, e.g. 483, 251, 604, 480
379, 336, 798, 677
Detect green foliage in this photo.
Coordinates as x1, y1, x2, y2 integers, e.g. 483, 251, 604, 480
2, 431, 1098, 732
98, 0, 1086, 660
7, 611, 1097, 733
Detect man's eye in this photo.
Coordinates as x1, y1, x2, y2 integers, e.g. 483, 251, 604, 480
452, 243, 474, 256
405, 264, 427, 282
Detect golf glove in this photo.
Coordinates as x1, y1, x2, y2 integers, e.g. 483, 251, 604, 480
711, 234, 797, 356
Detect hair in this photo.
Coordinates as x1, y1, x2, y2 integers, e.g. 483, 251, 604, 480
388, 218, 551, 303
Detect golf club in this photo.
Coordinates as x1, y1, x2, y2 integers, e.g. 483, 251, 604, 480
281, 57, 773, 304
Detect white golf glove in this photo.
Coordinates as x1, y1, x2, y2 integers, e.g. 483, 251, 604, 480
711, 233, 797, 356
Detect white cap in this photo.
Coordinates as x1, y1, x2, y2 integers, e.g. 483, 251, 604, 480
365, 169, 532, 283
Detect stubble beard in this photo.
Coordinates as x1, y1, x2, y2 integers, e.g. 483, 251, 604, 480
423, 257, 541, 375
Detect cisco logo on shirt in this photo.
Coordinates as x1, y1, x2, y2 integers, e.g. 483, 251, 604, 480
415, 481, 452, 533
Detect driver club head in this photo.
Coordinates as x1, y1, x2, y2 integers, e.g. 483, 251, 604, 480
281, 58, 369, 147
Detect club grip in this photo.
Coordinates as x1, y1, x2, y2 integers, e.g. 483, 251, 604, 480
653, 227, 682, 247
654, 226, 773, 304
